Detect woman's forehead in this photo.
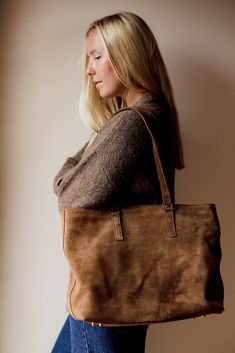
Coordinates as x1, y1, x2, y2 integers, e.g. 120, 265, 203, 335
86, 29, 104, 56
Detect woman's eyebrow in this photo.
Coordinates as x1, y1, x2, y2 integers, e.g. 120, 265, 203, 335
87, 49, 102, 56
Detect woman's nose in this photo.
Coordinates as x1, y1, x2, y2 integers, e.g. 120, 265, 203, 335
86, 61, 95, 76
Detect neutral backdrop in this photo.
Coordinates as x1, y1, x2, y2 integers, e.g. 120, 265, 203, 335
0, 1, 234, 352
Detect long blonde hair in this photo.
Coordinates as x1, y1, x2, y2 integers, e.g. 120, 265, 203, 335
79, 11, 184, 169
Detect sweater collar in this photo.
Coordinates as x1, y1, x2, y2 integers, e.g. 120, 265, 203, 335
130, 91, 157, 108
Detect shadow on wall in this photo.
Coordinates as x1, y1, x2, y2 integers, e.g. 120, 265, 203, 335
146, 53, 235, 353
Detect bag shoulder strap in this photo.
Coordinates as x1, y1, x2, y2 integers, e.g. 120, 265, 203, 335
114, 107, 176, 237
115, 107, 172, 206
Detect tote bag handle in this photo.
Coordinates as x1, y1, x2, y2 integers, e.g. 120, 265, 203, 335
115, 107, 176, 237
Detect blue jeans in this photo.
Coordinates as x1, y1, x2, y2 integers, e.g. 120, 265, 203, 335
51, 315, 149, 353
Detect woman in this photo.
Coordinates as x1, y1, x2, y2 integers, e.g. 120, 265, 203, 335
52, 11, 184, 353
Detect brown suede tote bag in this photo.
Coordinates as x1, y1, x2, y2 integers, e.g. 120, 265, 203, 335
60, 107, 224, 326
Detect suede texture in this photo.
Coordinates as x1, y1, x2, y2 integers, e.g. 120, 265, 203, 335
61, 203, 223, 325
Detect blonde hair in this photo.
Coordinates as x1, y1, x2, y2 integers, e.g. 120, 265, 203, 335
79, 11, 184, 169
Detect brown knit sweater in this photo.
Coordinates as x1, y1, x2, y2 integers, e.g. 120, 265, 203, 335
54, 91, 175, 210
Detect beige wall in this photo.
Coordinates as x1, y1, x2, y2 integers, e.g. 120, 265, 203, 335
0, 1, 234, 352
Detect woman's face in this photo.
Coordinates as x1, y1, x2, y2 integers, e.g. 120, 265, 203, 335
86, 29, 125, 98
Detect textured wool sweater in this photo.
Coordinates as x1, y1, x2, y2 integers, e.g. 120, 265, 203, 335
54, 91, 175, 210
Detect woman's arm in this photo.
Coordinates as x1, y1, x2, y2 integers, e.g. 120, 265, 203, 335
53, 140, 90, 195
55, 110, 152, 209
53, 132, 99, 195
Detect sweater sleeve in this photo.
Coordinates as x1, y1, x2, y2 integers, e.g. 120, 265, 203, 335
53, 140, 90, 195
55, 110, 151, 209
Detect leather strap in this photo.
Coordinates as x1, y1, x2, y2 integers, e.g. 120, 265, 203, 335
110, 209, 124, 240
114, 106, 177, 238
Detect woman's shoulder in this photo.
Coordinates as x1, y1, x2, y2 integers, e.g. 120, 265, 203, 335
99, 91, 166, 138
80, 92, 168, 161
97, 107, 154, 151
79, 109, 150, 165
